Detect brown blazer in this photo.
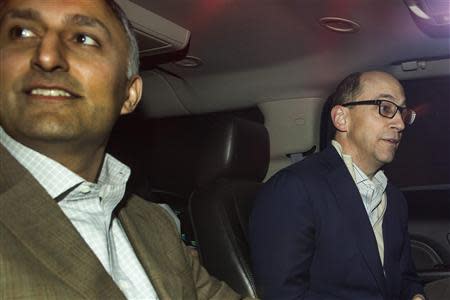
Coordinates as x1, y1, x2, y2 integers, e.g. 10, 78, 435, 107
0, 144, 242, 299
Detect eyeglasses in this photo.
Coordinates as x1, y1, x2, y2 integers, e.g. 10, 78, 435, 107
341, 99, 416, 125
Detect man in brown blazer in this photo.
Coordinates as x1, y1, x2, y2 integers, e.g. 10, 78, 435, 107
0, 0, 245, 299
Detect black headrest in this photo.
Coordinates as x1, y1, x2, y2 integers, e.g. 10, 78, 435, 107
195, 118, 270, 186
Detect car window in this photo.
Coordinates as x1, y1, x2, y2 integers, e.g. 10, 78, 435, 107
384, 76, 450, 188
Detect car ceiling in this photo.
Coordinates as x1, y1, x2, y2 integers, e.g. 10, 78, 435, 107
130, 0, 450, 118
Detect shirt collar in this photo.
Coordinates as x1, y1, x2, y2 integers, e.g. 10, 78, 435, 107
0, 126, 130, 199
331, 139, 387, 190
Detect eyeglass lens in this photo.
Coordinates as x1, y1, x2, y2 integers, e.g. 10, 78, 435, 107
401, 109, 415, 125
380, 101, 415, 125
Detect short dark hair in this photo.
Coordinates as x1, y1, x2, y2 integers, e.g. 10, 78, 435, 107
321, 72, 363, 142
331, 72, 363, 107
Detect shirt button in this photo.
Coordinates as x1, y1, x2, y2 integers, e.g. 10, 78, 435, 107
79, 184, 91, 194
118, 279, 132, 290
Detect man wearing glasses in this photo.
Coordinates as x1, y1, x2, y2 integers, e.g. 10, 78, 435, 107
250, 71, 425, 299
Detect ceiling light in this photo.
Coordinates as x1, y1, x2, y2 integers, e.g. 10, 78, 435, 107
406, 2, 431, 19
174, 55, 203, 68
318, 17, 360, 33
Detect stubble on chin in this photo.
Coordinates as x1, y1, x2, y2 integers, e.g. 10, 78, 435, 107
15, 113, 83, 143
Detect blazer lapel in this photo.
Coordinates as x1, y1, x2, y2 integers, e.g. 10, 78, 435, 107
118, 198, 184, 300
0, 145, 125, 299
322, 147, 388, 297
382, 184, 404, 295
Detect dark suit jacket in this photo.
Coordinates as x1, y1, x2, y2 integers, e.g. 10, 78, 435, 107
249, 146, 423, 300
0, 143, 242, 299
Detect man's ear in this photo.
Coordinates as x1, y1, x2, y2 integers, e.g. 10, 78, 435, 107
120, 75, 143, 115
331, 105, 348, 132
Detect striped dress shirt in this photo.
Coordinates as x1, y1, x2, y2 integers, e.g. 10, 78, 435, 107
332, 140, 387, 265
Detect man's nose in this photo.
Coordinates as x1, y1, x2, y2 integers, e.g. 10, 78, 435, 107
31, 33, 69, 72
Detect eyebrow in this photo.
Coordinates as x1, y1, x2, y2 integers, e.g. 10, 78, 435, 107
0, 8, 41, 25
1, 8, 112, 39
65, 14, 112, 39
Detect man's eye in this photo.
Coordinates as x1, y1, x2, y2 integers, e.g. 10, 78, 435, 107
75, 34, 99, 47
381, 103, 395, 114
10, 27, 36, 39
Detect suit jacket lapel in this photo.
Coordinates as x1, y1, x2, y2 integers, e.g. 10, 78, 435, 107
382, 184, 403, 295
118, 198, 184, 300
322, 147, 388, 297
0, 144, 125, 299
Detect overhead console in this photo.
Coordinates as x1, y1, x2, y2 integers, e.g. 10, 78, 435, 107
388, 57, 450, 79
404, 0, 450, 37
115, 0, 191, 68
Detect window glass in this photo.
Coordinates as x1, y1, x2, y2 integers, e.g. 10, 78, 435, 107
384, 77, 450, 188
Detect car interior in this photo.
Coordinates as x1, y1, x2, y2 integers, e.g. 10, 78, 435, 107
109, 0, 450, 297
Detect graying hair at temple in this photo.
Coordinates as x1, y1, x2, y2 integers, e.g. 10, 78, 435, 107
106, 0, 140, 78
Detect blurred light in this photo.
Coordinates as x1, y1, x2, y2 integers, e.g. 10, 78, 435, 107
408, 3, 431, 19
186, 0, 230, 36
412, 103, 430, 118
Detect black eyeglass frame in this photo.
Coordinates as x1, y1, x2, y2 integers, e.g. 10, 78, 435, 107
341, 99, 416, 125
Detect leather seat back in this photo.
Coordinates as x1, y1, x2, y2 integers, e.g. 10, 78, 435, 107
189, 117, 270, 297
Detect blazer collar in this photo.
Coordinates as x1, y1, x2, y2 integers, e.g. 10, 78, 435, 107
321, 146, 388, 297
0, 143, 183, 299
0, 144, 126, 299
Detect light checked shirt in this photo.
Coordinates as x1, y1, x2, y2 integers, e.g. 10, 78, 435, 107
332, 140, 388, 265
0, 126, 159, 300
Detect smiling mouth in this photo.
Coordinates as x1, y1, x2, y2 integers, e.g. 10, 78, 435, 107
26, 88, 81, 99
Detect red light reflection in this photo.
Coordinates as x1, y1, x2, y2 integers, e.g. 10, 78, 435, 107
188, 0, 230, 35
411, 103, 430, 119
